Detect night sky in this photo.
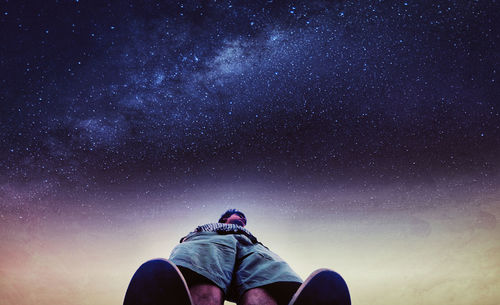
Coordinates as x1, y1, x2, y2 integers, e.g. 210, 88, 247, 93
1, 1, 499, 305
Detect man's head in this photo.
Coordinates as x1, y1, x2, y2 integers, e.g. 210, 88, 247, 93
218, 209, 247, 227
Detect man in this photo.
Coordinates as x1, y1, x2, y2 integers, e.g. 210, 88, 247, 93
124, 209, 350, 305
168, 209, 303, 305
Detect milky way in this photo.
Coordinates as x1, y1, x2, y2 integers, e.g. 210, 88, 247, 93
2, 0, 498, 203
0, 1, 499, 305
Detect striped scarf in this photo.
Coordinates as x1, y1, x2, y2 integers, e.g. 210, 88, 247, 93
181, 223, 259, 244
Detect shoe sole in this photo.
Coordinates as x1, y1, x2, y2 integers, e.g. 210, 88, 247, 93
123, 259, 193, 305
288, 269, 351, 305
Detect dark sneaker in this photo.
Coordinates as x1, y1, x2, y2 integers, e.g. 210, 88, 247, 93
288, 269, 351, 305
124, 259, 193, 305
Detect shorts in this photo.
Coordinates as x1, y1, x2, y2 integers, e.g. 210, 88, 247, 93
169, 231, 303, 303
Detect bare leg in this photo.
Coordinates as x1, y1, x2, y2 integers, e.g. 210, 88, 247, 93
189, 283, 224, 305
239, 287, 278, 305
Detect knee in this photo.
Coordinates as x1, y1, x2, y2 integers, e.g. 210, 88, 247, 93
240, 287, 277, 305
190, 283, 224, 305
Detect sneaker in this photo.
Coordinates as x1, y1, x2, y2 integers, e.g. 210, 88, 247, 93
288, 269, 351, 305
124, 259, 193, 305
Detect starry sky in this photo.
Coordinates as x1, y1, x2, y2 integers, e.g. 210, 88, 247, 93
0, 1, 499, 305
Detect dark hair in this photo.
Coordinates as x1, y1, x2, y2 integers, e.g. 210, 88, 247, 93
218, 209, 247, 225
